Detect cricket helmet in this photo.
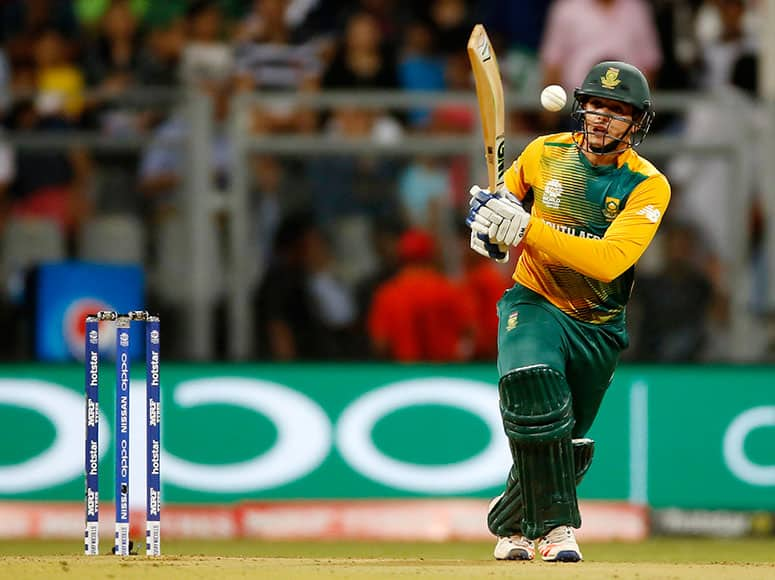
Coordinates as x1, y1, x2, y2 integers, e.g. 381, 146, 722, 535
571, 61, 655, 150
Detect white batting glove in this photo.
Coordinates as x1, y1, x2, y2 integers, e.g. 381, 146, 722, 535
466, 186, 531, 247
469, 231, 509, 263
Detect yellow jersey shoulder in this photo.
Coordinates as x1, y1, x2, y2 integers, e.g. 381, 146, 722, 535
505, 133, 573, 196
524, 132, 575, 152
621, 149, 671, 202
620, 149, 663, 179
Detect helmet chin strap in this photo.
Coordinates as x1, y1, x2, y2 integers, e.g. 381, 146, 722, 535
580, 115, 635, 155
589, 140, 621, 154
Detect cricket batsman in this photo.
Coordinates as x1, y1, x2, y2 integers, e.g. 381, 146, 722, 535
466, 61, 670, 562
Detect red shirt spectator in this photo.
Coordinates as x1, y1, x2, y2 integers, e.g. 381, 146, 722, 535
368, 229, 475, 361
461, 260, 511, 360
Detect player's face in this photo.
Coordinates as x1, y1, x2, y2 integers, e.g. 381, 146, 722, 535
582, 97, 635, 151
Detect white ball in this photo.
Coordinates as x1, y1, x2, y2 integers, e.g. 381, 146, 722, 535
540, 85, 567, 112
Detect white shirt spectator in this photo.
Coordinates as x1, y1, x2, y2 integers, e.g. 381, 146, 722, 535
540, 0, 662, 90
234, 40, 322, 91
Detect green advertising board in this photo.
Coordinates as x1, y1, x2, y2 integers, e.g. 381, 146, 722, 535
0, 364, 772, 509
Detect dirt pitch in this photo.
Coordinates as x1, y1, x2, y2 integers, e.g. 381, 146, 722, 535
1, 538, 774, 579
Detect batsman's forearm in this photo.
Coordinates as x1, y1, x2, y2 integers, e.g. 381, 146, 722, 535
524, 219, 647, 283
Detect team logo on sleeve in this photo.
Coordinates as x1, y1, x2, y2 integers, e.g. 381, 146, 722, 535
602, 196, 621, 221
506, 311, 519, 331
637, 205, 661, 223
542, 179, 563, 209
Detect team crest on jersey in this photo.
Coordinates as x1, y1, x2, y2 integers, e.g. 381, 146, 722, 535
542, 179, 563, 209
601, 68, 621, 90
506, 311, 519, 331
602, 196, 621, 221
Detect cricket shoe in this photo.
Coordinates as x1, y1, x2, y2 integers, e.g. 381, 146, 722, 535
493, 535, 535, 561
537, 526, 583, 562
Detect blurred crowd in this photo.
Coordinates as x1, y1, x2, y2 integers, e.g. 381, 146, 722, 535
0, 0, 768, 362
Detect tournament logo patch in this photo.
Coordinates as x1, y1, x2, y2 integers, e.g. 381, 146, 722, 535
542, 179, 563, 209
506, 311, 519, 331
601, 68, 621, 90
602, 196, 621, 221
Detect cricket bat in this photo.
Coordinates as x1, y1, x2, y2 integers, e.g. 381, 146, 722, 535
467, 24, 505, 192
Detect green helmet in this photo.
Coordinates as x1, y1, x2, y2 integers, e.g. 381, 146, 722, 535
572, 61, 655, 149
575, 61, 652, 111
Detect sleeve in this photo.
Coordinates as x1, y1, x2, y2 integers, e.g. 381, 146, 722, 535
139, 123, 183, 178
503, 136, 544, 201
525, 174, 671, 282
299, 41, 324, 82
234, 42, 258, 81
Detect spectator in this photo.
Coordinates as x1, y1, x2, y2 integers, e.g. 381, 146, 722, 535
137, 5, 235, 223
4, 95, 93, 236
478, 0, 552, 54
249, 154, 285, 271
457, 224, 511, 360
305, 106, 401, 227
1, 0, 78, 44
137, 77, 234, 222
136, 16, 187, 87
397, 156, 450, 233
236, 0, 331, 40
233, 0, 322, 134
667, 0, 762, 283
82, 0, 148, 139
694, 0, 757, 91
428, 52, 475, 210
398, 21, 445, 128
354, 217, 404, 335
428, 50, 476, 213
85, 0, 141, 86
540, 0, 662, 91
3, 3, 77, 109
179, 0, 233, 89
254, 212, 358, 360
323, 11, 397, 90
34, 28, 86, 122
421, 0, 472, 57
350, 0, 412, 51
82, 0, 143, 92
427, 51, 474, 134
368, 228, 475, 361
629, 222, 715, 361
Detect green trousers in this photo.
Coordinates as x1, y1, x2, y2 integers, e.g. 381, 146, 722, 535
496, 284, 628, 441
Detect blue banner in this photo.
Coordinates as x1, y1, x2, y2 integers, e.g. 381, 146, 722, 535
33, 261, 144, 362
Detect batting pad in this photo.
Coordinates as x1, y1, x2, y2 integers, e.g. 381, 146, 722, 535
498, 365, 580, 539
488, 438, 595, 537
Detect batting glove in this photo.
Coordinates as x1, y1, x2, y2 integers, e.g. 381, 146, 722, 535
469, 231, 509, 263
466, 185, 531, 247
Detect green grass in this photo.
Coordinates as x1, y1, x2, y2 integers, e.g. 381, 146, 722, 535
0, 538, 773, 579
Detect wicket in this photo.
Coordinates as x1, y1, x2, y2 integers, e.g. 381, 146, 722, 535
84, 310, 161, 557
